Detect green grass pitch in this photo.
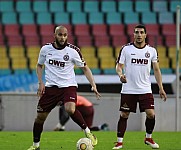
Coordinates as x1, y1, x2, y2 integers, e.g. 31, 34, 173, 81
0, 131, 180, 150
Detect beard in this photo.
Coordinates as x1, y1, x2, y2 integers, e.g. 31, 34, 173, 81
55, 39, 67, 48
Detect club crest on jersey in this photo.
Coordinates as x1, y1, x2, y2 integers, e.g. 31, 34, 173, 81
145, 51, 150, 58
63, 55, 69, 61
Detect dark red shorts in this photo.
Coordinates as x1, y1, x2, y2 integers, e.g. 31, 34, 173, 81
37, 86, 77, 112
120, 93, 154, 113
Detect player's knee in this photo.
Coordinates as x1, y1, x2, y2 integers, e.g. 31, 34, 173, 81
35, 113, 48, 124
147, 114, 155, 119
121, 111, 130, 118
65, 107, 75, 115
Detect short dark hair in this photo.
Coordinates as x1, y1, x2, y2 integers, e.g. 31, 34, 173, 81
134, 24, 146, 34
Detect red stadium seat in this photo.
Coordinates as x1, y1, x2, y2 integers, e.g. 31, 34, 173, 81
22, 24, 38, 36
24, 36, 40, 46
161, 24, 176, 36
41, 35, 54, 45
145, 24, 160, 36
92, 24, 108, 36
74, 24, 90, 36
127, 24, 138, 36
94, 36, 110, 47
76, 35, 92, 47
165, 35, 177, 47
146, 35, 163, 47
111, 35, 128, 47
4, 24, 20, 36
39, 24, 55, 36
7, 35, 23, 46
109, 24, 125, 36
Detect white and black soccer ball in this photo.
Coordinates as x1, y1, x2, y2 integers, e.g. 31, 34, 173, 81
76, 138, 93, 150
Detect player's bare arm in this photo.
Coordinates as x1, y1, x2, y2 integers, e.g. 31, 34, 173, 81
81, 65, 101, 100
116, 63, 127, 83
152, 62, 167, 101
36, 63, 45, 97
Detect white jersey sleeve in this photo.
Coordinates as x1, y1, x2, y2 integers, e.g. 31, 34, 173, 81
38, 46, 46, 65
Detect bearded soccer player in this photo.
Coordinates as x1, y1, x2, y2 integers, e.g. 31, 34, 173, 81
113, 24, 167, 149
27, 26, 101, 150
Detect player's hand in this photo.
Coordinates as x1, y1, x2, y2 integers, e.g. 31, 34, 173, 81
159, 89, 167, 101
37, 82, 45, 98
120, 74, 127, 83
91, 87, 101, 100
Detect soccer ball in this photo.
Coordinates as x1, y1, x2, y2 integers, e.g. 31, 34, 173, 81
76, 138, 93, 150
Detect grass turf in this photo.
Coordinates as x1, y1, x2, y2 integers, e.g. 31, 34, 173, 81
0, 131, 180, 150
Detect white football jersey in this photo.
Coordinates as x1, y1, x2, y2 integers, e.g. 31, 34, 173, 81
38, 43, 85, 88
117, 43, 158, 94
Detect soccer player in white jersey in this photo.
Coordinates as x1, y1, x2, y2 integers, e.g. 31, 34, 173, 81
112, 24, 167, 149
27, 26, 101, 150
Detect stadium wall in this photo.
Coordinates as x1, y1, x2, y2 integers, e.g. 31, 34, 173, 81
0, 93, 180, 131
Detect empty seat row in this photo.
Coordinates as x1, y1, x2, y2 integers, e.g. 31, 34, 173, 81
0, 45, 180, 76
0, 23, 180, 47
0, 0, 180, 13
1, 10, 179, 25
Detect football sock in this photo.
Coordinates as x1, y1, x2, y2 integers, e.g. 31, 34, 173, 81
117, 116, 128, 138
33, 142, 40, 147
117, 137, 123, 143
84, 127, 91, 133
70, 109, 87, 129
145, 116, 155, 134
33, 122, 43, 143
146, 133, 152, 138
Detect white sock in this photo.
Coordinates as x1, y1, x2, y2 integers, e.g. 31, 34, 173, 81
84, 127, 91, 133
61, 126, 65, 130
118, 137, 123, 143
33, 142, 40, 147
146, 133, 152, 138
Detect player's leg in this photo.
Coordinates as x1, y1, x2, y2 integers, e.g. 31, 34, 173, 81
28, 86, 61, 150
27, 112, 49, 150
77, 105, 94, 129
113, 94, 137, 149
113, 111, 129, 149
64, 87, 97, 146
139, 93, 159, 149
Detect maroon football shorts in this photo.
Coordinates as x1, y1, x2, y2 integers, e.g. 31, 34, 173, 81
37, 86, 77, 112
120, 93, 154, 113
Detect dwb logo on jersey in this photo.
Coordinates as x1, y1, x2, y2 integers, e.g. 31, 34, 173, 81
131, 58, 148, 64
49, 59, 65, 67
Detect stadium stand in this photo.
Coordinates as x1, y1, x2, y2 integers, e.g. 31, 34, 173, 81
54, 12, 70, 24
106, 12, 122, 24
84, 1, 99, 13
0, 0, 180, 76
16, 1, 32, 13
71, 12, 87, 24
101, 1, 116, 13
19, 12, 35, 24
49, 1, 65, 13
88, 12, 104, 24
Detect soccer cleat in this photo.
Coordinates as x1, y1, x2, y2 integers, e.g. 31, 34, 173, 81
144, 138, 159, 149
112, 142, 123, 149
85, 132, 98, 146
27, 146, 40, 150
